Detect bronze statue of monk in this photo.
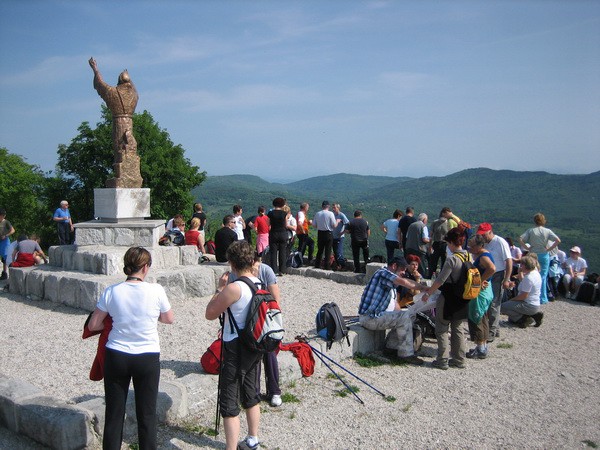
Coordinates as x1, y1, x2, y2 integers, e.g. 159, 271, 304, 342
89, 57, 143, 188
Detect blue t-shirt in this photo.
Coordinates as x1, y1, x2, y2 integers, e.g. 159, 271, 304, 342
382, 219, 399, 242
53, 208, 71, 221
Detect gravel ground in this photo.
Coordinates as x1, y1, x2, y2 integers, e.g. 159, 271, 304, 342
1, 274, 599, 449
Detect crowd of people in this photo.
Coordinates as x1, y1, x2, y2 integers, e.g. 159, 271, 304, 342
1, 198, 596, 450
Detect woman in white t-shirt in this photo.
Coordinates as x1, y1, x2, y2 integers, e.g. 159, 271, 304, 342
206, 240, 263, 450
88, 247, 174, 450
501, 254, 543, 328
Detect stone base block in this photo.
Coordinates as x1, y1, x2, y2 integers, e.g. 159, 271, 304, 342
74, 219, 165, 247
366, 262, 386, 283
16, 395, 96, 450
94, 188, 150, 221
0, 375, 43, 432
348, 324, 386, 354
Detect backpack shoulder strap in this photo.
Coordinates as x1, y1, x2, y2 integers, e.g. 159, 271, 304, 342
236, 275, 260, 293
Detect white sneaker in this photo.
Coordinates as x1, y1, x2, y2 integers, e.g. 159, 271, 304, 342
270, 394, 282, 407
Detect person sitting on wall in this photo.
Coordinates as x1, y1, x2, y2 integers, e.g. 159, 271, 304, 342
10, 234, 48, 267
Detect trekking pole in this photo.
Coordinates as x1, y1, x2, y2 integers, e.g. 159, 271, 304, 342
304, 343, 364, 405
308, 344, 386, 398
214, 317, 225, 435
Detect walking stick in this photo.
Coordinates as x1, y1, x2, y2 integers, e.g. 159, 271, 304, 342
214, 315, 225, 435
308, 343, 386, 398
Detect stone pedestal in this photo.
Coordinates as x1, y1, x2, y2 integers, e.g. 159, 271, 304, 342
94, 188, 150, 222
73, 220, 165, 247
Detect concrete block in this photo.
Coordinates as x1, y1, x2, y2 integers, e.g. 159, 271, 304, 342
8, 267, 35, 295
114, 228, 135, 246
177, 374, 218, 414
157, 380, 188, 422
180, 246, 199, 266
48, 246, 62, 267
79, 277, 114, 311
365, 262, 385, 283
181, 268, 215, 298
0, 375, 43, 431
62, 246, 77, 271
348, 324, 386, 354
76, 227, 105, 246
75, 397, 104, 435
304, 268, 330, 279
24, 269, 45, 300
44, 271, 66, 303
58, 275, 82, 309
155, 271, 186, 301
16, 395, 96, 450
330, 271, 363, 285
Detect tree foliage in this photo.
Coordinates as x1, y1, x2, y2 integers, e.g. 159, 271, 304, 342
56, 106, 205, 221
0, 148, 48, 238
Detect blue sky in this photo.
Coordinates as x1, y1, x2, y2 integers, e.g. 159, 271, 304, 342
1, 1, 599, 182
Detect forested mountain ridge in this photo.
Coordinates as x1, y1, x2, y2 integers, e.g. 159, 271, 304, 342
192, 169, 600, 270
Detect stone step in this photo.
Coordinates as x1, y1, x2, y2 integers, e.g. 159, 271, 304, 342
48, 244, 202, 276
8, 262, 229, 311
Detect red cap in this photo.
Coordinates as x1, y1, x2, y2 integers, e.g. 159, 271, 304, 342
476, 222, 492, 234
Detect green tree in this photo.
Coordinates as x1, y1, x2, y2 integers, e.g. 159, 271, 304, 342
0, 148, 48, 239
56, 106, 205, 221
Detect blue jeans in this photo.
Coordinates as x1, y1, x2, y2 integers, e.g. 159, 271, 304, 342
333, 237, 346, 267
538, 252, 550, 304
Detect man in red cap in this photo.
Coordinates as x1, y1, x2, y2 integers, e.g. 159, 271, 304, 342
476, 223, 512, 341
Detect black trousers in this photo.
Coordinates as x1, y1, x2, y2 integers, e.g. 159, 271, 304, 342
103, 348, 160, 450
351, 240, 369, 273
57, 222, 71, 245
297, 234, 314, 260
429, 241, 447, 277
315, 230, 333, 269
269, 231, 288, 274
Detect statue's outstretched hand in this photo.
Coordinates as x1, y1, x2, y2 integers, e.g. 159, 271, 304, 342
88, 57, 97, 70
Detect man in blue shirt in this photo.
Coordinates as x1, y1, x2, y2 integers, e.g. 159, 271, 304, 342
332, 203, 349, 270
358, 256, 426, 365
53, 200, 73, 245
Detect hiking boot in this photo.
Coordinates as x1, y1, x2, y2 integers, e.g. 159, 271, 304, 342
449, 359, 466, 369
432, 359, 449, 370
397, 355, 424, 366
516, 316, 533, 328
270, 394, 282, 407
532, 312, 544, 327
238, 438, 260, 450
466, 348, 488, 359
0, 271, 7, 281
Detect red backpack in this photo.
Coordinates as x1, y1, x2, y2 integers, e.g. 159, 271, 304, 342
200, 338, 222, 374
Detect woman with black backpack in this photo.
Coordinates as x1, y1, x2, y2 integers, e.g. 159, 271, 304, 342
422, 227, 471, 370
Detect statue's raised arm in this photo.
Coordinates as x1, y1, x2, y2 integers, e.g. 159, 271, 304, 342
88, 57, 142, 188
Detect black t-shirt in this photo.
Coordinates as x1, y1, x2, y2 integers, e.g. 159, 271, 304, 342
214, 227, 238, 262
192, 212, 207, 230
244, 215, 257, 243
347, 218, 370, 242
399, 215, 417, 245
267, 209, 287, 233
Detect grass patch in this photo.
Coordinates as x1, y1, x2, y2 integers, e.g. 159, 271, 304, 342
402, 403, 412, 413
496, 342, 513, 349
288, 411, 296, 420
288, 380, 297, 389
385, 395, 396, 402
281, 392, 300, 403
335, 384, 360, 398
354, 352, 386, 368
128, 445, 139, 450
583, 440, 598, 448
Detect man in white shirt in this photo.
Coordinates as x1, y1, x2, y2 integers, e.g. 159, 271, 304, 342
312, 201, 337, 270
476, 222, 512, 341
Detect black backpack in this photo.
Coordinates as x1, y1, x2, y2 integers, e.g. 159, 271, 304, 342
160, 229, 185, 246
287, 251, 303, 269
316, 302, 350, 349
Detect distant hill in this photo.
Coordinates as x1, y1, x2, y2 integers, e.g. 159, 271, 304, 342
191, 169, 600, 270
